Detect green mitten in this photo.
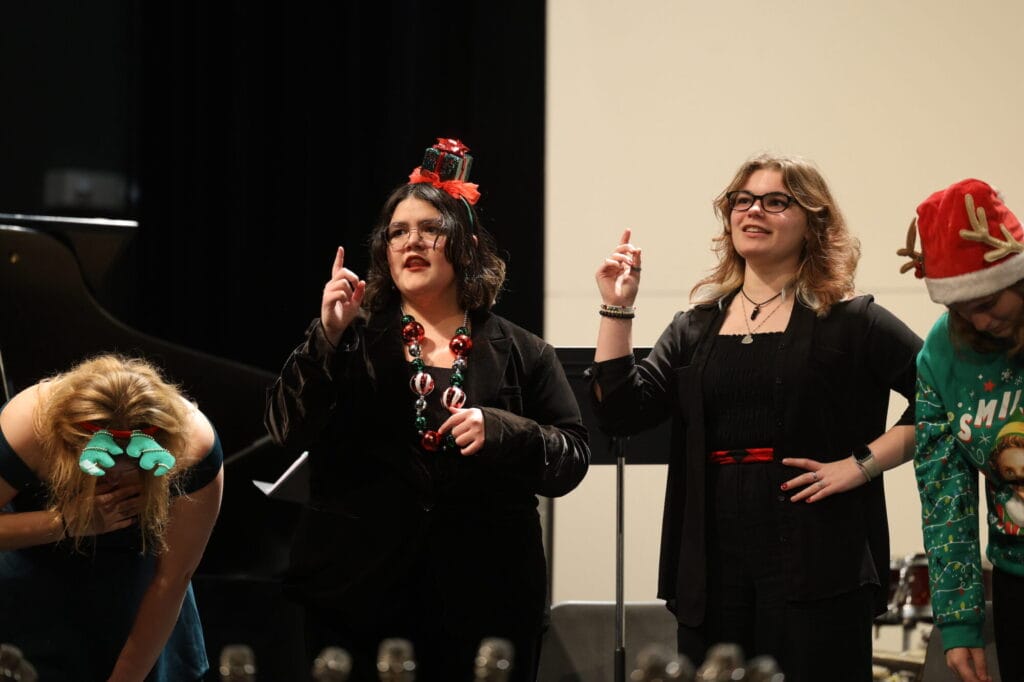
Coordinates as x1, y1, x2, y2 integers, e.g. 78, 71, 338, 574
79, 430, 123, 476
127, 431, 176, 476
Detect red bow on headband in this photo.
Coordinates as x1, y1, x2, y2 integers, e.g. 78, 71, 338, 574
434, 138, 471, 155
409, 167, 481, 205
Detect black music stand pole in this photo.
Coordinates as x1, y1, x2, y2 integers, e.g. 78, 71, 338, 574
613, 435, 627, 682
552, 347, 668, 682
0, 346, 10, 403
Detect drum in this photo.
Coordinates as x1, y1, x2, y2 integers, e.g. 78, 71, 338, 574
898, 553, 932, 623
887, 559, 902, 607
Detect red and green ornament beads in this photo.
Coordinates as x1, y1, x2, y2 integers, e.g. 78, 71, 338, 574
402, 311, 472, 452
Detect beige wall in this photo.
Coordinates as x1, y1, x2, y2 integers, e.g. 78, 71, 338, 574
546, 0, 1024, 604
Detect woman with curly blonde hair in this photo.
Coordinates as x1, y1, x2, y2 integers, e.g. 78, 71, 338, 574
692, 153, 861, 315
0, 354, 223, 681
590, 153, 921, 681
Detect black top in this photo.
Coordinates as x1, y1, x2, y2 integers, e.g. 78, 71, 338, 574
703, 332, 782, 452
589, 294, 922, 625
264, 304, 590, 610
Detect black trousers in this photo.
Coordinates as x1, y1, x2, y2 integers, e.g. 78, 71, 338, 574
677, 463, 874, 681
993, 566, 1024, 681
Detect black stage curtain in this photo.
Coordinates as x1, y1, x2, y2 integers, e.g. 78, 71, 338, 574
130, 1, 545, 371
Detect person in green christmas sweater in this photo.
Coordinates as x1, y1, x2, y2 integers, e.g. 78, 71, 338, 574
905, 178, 1024, 682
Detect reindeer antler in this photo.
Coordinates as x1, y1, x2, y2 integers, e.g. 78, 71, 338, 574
897, 217, 925, 277
959, 193, 1024, 262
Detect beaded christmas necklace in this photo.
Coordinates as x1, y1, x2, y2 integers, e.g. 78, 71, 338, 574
401, 310, 473, 452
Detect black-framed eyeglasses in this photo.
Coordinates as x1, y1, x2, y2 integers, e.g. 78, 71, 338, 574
385, 222, 447, 251
726, 190, 797, 214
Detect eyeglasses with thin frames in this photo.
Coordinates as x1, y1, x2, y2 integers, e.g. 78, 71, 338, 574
726, 190, 797, 214
385, 223, 447, 251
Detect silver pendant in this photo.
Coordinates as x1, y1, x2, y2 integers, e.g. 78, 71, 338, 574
741, 334, 754, 345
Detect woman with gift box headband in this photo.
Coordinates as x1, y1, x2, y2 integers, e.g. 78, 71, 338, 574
589, 153, 922, 681
265, 138, 589, 682
0, 353, 224, 681
902, 178, 1024, 682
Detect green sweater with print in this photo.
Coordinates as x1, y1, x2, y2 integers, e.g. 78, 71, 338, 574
916, 313, 1024, 650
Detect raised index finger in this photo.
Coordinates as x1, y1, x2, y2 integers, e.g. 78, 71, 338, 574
331, 246, 346, 278
620, 228, 631, 246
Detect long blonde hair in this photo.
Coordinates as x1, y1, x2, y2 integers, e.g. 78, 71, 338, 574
33, 354, 191, 552
691, 153, 860, 316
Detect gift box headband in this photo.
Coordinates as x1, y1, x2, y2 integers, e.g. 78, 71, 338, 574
408, 137, 480, 230
897, 178, 1024, 305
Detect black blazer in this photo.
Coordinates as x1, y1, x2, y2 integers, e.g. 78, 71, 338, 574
590, 294, 921, 626
265, 305, 589, 616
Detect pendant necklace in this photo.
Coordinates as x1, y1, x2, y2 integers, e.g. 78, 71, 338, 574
738, 293, 784, 345
740, 288, 783, 320
401, 310, 472, 452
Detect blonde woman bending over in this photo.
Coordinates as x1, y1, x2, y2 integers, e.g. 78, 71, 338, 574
0, 354, 223, 682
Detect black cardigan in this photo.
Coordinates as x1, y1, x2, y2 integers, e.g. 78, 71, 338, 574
265, 305, 590, 613
590, 294, 922, 626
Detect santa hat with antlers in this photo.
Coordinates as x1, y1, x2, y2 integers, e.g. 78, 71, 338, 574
898, 178, 1024, 305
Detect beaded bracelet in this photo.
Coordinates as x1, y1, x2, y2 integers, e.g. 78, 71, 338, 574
599, 303, 636, 319
599, 308, 635, 319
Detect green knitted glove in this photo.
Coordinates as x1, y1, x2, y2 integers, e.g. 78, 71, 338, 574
126, 431, 176, 476
78, 430, 123, 476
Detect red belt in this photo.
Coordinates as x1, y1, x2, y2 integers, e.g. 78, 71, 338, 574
709, 447, 774, 465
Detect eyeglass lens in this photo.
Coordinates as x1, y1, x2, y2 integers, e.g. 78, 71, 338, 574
728, 191, 793, 213
386, 224, 445, 249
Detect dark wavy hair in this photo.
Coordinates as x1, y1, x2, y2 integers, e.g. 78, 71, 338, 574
691, 152, 860, 317
948, 280, 1024, 358
361, 183, 507, 312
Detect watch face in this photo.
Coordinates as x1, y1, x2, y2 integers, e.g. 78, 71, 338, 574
854, 444, 873, 462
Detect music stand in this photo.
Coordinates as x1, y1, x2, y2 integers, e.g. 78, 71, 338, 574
556, 347, 671, 682
252, 451, 310, 504
0, 346, 10, 403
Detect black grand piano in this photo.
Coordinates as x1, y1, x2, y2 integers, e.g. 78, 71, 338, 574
0, 215, 307, 678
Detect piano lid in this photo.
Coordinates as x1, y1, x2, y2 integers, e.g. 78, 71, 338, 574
0, 212, 137, 304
